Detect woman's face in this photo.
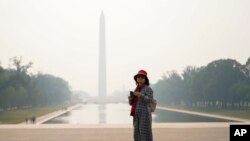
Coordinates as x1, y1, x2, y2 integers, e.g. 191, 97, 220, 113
136, 75, 146, 84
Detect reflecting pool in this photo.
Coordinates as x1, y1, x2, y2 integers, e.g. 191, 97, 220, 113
44, 103, 236, 124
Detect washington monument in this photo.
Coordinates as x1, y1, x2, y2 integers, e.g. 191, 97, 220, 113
98, 11, 107, 98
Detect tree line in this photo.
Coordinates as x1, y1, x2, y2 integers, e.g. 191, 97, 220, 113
0, 57, 72, 110
152, 57, 250, 109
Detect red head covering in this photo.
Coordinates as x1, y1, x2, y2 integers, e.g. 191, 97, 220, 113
134, 70, 148, 81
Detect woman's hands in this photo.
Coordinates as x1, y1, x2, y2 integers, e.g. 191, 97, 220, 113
128, 92, 142, 105
133, 92, 142, 97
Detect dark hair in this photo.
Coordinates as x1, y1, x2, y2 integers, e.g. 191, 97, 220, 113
135, 77, 150, 86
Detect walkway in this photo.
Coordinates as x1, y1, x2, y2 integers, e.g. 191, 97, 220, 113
0, 123, 240, 141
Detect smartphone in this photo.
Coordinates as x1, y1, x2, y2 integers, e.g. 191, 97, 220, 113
130, 91, 134, 98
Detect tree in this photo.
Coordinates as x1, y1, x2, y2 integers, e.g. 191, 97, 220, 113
0, 57, 72, 109
153, 71, 184, 105
9, 56, 33, 73
152, 57, 250, 109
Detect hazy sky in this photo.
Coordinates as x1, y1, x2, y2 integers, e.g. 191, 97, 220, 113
0, 0, 250, 96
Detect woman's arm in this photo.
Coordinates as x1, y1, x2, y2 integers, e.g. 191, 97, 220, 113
140, 86, 153, 103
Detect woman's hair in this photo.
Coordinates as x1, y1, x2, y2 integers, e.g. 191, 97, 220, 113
135, 77, 150, 86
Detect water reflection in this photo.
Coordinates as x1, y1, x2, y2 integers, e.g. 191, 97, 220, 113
98, 104, 106, 123
44, 103, 236, 124
154, 109, 235, 122
45, 103, 133, 124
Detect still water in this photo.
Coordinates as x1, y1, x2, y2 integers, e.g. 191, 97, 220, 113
44, 103, 235, 124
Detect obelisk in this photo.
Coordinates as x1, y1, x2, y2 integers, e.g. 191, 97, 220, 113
98, 11, 107, 98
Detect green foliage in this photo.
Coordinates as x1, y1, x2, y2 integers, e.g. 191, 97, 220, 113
153, 58, 250, 109
0, 57, 72, 110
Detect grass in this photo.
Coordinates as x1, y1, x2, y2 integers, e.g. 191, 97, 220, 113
159, 104, 250, 120
0, 104, 75, 124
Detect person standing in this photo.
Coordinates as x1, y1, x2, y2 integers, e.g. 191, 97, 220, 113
129, 70, 154, 141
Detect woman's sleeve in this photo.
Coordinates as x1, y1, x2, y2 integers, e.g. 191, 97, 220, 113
141, 86, 153, 103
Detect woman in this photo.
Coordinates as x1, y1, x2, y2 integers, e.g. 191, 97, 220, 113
129, 70, 154, 141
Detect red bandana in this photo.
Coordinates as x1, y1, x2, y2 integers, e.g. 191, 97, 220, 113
130, 84, 145, 116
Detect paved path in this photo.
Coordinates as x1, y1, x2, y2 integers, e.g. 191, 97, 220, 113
0, 123, 238, 141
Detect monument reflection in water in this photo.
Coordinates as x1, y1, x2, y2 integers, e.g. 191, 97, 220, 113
44, 103, 236, 124
98, 104, 106, 123
44, 103, 133, 124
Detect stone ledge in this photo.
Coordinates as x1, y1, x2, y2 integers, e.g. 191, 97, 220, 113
2, 122, 249, 129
